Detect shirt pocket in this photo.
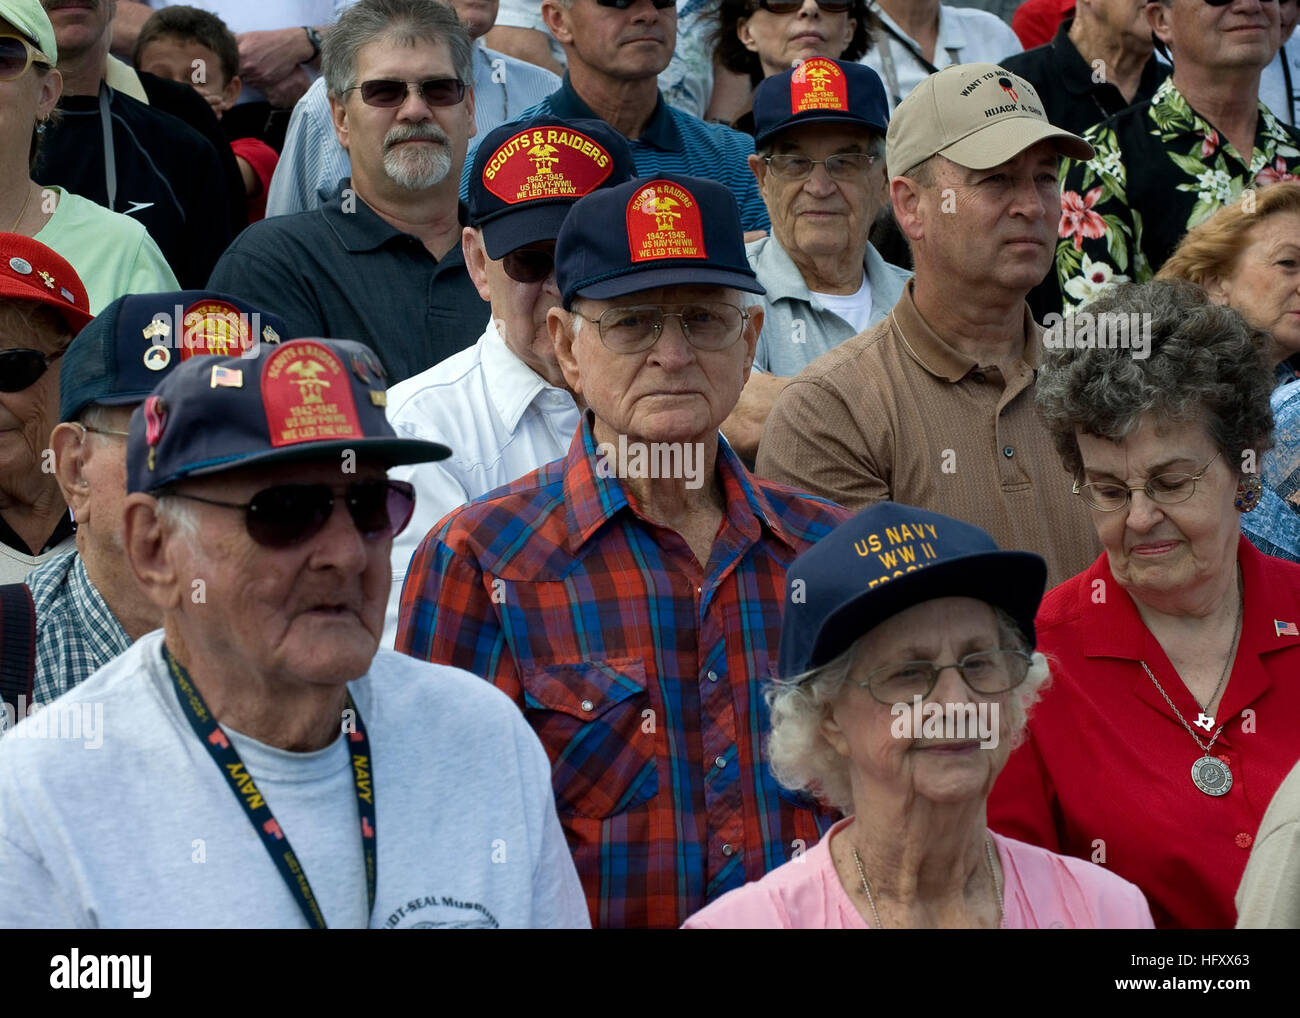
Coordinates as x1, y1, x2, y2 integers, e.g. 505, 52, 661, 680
520, 657, 658, 819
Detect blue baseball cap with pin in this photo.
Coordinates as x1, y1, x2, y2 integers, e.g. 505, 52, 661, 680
779, 502, 1047, 679
554, 172, 765, 310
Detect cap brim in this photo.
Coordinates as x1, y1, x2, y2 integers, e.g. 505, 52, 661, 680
940, 116, 1094, 170
755, 112, 887, 150
571, 265, 766, 306
159, 437, 451, 487
479, 204, 569, 260
797, 549, 1047, 677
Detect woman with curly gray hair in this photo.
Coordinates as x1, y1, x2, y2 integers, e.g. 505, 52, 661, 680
988, 278, 1300, 929
683, 502, 1153, 929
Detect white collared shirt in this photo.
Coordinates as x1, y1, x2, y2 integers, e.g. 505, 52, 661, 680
383, 320, 580, 645
861, 5, 1022, 109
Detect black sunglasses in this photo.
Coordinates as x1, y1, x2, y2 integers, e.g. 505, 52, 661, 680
165, 479, 416, 549
0, 348, 64, 392
750, 0, 853, 13
346, 77, 466, 108
502, 245, 555, 284
595, 0, 675, 9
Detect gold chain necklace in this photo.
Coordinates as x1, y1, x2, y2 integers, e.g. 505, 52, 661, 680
851, 837, 1004, 929
9, 185, 32, 232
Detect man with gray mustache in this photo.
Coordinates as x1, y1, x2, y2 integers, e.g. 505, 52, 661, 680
208, 0, 489, 382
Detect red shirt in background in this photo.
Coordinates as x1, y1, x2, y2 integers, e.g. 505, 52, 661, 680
988, 536, 1300, 929
231, 136, 278, 223
1012, 0, 1075, 50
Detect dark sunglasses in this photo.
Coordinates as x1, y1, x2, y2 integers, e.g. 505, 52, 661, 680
595, 0, 676, 8
1202, 0, 1276, 4
502, 245, 556, 284
750, 0, 853, 13
345, 77, 466, 108
0, 348, 64, 392
0, 33, 51, 82
166, 479, 416, 549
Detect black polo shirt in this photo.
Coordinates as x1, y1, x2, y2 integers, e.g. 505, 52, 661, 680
999, 20, 1170, 138
207, 181, 488, 382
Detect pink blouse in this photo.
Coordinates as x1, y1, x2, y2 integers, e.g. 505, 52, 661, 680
682, 817, 1156, 929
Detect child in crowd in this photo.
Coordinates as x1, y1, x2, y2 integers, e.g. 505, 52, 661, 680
133, 7, 279, 222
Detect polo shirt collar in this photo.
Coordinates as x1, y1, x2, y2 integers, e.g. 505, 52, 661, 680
320, 181, 470, 263
1051, 20, 1100, 99
1070, 535, 1300, 725
481, 318, 566, 433
751, 236, 883, 308
888, 280, 1040, 383
548, 73, 682, 152
560, 413, 797, 552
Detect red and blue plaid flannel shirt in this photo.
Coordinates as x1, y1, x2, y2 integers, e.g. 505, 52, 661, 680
396, 416, 850, 928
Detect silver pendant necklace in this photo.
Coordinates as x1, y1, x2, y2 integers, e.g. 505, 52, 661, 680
1139, 578, 1243, 797
851, 837, 1003, 929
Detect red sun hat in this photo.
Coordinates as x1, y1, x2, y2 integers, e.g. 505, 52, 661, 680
0, 232, 94, 335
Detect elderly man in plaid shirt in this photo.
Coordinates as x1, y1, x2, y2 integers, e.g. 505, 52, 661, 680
21, 291, 287, 706
396, 173, 850, 928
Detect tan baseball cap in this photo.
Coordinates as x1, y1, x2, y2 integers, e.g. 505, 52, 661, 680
886, 63, 1094, 177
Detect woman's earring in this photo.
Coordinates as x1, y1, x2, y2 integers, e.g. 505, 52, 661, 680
1235, 474, 1264, 513
36, 119, 47, 135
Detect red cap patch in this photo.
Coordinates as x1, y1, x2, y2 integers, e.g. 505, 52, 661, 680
625, 181, 707, 263
790, 58, 848, 114
483, 126, 614, 204
261, 341, 362, 448
179, 299, 253, 360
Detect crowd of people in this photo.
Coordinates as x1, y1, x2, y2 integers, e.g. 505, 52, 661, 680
2, 0, 1300, 930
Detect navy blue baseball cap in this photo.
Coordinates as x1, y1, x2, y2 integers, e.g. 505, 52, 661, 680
468, 116, 636, 260
779, 502, 1047, 680
753, 57, 889, 150
60, 291, 289, 422
126, 337, 450, 494
555, 173, 764, 309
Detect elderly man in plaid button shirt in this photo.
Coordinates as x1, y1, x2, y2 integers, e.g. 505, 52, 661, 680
396, 172, 851, 928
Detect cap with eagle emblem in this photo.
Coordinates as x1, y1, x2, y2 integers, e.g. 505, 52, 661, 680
125, 337, 450, 494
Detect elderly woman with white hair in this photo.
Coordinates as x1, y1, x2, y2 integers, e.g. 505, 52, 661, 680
682, 502, 1153, 929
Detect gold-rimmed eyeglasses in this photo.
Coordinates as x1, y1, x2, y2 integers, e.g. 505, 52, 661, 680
573, 302, 750, 355
1072, 451, 1222, 512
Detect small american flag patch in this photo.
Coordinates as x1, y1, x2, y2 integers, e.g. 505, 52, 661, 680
210, 365, 243, 388
1276, 620, 1299, 637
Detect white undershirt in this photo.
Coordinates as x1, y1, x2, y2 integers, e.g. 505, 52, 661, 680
811, 272, 873, 333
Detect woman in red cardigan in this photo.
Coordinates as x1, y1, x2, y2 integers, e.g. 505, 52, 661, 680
988, 279, 1300, 928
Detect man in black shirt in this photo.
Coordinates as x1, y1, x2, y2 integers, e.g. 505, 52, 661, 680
999, 0, 1170, 138
208, 0, 489, 382
36, 0, 236, 288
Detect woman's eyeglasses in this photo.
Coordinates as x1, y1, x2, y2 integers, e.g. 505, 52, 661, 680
859, 650, 1031, 706
1073, 452, 1222, 512
750, 0, 853, 14
164, 480, 417, 548
0, 348, 64, 392
345, 77, 465, 108
0, 34, 51, 82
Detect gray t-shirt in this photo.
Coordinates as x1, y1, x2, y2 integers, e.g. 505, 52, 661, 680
0, 631, 589, 929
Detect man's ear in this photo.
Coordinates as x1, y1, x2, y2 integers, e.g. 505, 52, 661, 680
747, 152, 767, 189
123, 495, 184, 611
220, 73, 241, 112
549, 306, 583, 398
1147, 0, 1173, 47
542, 0, 575, 45
890, 175, 926, 243
463, 227, 492, 301
329, 92, 349, 151
741, 304, 763, 383
50, 423, 90, 523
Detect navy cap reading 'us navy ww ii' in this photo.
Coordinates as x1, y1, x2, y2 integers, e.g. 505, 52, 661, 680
555, 173, 765, 309
127, 337, 450, 494
779, 502, 1047, 680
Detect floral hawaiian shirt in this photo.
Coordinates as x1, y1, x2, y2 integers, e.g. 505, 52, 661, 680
1056, 78, 1300, 308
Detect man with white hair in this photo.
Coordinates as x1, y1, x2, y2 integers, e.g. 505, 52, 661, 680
208, 0, 488, 381
0, 336, 588, 928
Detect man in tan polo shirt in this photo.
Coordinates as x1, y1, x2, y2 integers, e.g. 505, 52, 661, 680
757, 63, 1100, 588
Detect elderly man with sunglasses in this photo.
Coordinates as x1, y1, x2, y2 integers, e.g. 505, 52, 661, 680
13, 292, 288, 711
208, 0, 488, 383
0, 335, 589, 928
397, 172, 851, 929
381, 116, 634, 645
721, 57, 910, 461
1055, 0, 1300, 309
